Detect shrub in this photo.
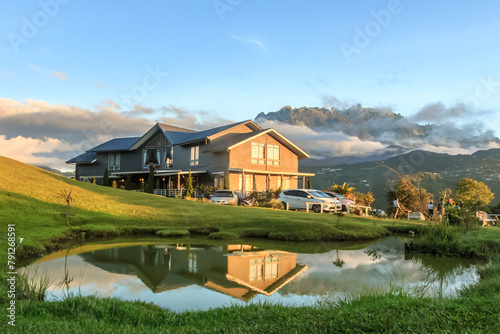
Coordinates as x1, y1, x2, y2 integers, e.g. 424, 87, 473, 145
188, 226, 219, 235
240, 228, 269, 238
269, 198, 283, 209
156, 229, 190, 237
208, 231, 239, 240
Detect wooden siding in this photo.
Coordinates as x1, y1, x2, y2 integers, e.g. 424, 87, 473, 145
228, 133, 299, 173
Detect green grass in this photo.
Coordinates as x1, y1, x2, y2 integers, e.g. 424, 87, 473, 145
2, 156, 500, 333
6, 257, 500, 333
0, 156, 432, 263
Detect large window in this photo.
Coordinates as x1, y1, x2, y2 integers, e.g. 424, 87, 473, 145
267, 144, 280, 165
190, 146, 199, 166
108, 152, 120, 171
143, 149, 160, 166
251, 143, 265, 164
244, 175, 254, 191
163, 147, 173, 169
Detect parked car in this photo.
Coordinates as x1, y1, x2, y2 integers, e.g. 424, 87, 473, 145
210, 190, 238, 205
324, 192, 355, 212
278, 189, 342, 213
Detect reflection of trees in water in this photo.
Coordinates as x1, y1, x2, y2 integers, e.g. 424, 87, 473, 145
409, 255, 476, 297
56, 249, 74, 296
332, 250, 345, 268
364, 247, 382, 262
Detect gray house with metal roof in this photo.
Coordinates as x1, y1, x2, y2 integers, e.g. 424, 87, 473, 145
66, 120, 314, 194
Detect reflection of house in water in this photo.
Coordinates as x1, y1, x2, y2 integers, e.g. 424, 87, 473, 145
79, 244, 307, 301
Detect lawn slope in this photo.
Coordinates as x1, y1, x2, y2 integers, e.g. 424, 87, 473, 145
0, 155, 424, 261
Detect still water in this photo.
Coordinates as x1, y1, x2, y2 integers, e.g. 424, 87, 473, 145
23, 237, 481, 312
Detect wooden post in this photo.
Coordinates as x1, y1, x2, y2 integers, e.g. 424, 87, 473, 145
302, 176, 305, 189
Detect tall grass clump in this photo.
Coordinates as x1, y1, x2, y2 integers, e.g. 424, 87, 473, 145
17, 269, 53, 302
413, 220, 463, 256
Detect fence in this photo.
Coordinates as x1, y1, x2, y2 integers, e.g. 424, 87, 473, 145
153, 189, 203, 198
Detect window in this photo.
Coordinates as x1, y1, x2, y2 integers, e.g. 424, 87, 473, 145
267, 145, 280, 166
143, 149, 160, 166
244, 175, 253, 191
163, 147, 173, 169
190, 146, 199, 166
250, 258, 264, 281
108, 152, 120, 171
147, 135, 162, 147
251, 143, 265, 164
188, 253, 198, 273
214, 176, 224, 189
265, 257, 279, 279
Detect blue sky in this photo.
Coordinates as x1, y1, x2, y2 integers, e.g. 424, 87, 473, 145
1, 0, 500, 169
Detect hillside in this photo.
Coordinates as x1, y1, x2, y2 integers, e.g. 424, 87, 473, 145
300, 149, 500, 209
0, 156, 403, 259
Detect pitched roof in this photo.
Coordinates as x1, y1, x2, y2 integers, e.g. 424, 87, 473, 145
129, 120, 261, 149
89, 137, 140, 152
205, 130, 268, 152
174, 120, 258, 145
66, 151, 97, 164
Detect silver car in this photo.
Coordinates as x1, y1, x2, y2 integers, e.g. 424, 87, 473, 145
324, 192, 355, 212
210, 190, 238, 205
278, 189, 342, 213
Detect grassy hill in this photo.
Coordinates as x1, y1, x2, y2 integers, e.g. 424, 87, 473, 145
0, 156, 419, 262
302, 149, 500, 209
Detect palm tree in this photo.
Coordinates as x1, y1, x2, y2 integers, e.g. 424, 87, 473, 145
330, 182, 355, 196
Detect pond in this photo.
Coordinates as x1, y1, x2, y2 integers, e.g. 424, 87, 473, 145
22, 237, 481, 312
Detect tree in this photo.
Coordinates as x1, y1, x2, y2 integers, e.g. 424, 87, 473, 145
102, 168, 109, 187
57, 190, 75, 230
330, 182, 356, 200
186, 170, 194, 197
393, 176, 431, 216
307, 177, 312, 189
125, 174, 132, 190
354, 191, 375, 207
455, 178, 494, 208
224, 170, 230, 190
145, 163, 155, 194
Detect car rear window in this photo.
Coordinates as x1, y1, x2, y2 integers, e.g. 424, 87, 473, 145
213, 191, 234, 197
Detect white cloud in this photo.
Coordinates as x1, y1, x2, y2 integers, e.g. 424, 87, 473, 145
258, 120, 386, 158
0, 135, 79, 170
228, 33, 266, 50
51, 70, 69, 81
30, 64, 41, 71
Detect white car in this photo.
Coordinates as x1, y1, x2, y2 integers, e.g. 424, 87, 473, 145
278, 189, 342, 213
210, 190, 238, 205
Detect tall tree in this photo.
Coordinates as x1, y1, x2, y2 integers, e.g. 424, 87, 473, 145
393, 176, 431, 215
455, 178, 494, 208
307, 176, 312, 189
186, 170, 194, 197
125, 174, 132, 190
145, 163, 155, 194
102, 168, 109, 187
224, 170, 230, 190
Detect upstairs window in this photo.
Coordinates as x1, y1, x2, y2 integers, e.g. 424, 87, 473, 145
144, 149, 160, 166
163, 147, 173, 169
108, 152, 121, 171
251, 143, 265, 164
267, 144, 280, 166
190, 145, 199, 166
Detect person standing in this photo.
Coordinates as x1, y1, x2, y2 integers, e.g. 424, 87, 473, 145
394, 198, 400, 219
427, 200, 434, 218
